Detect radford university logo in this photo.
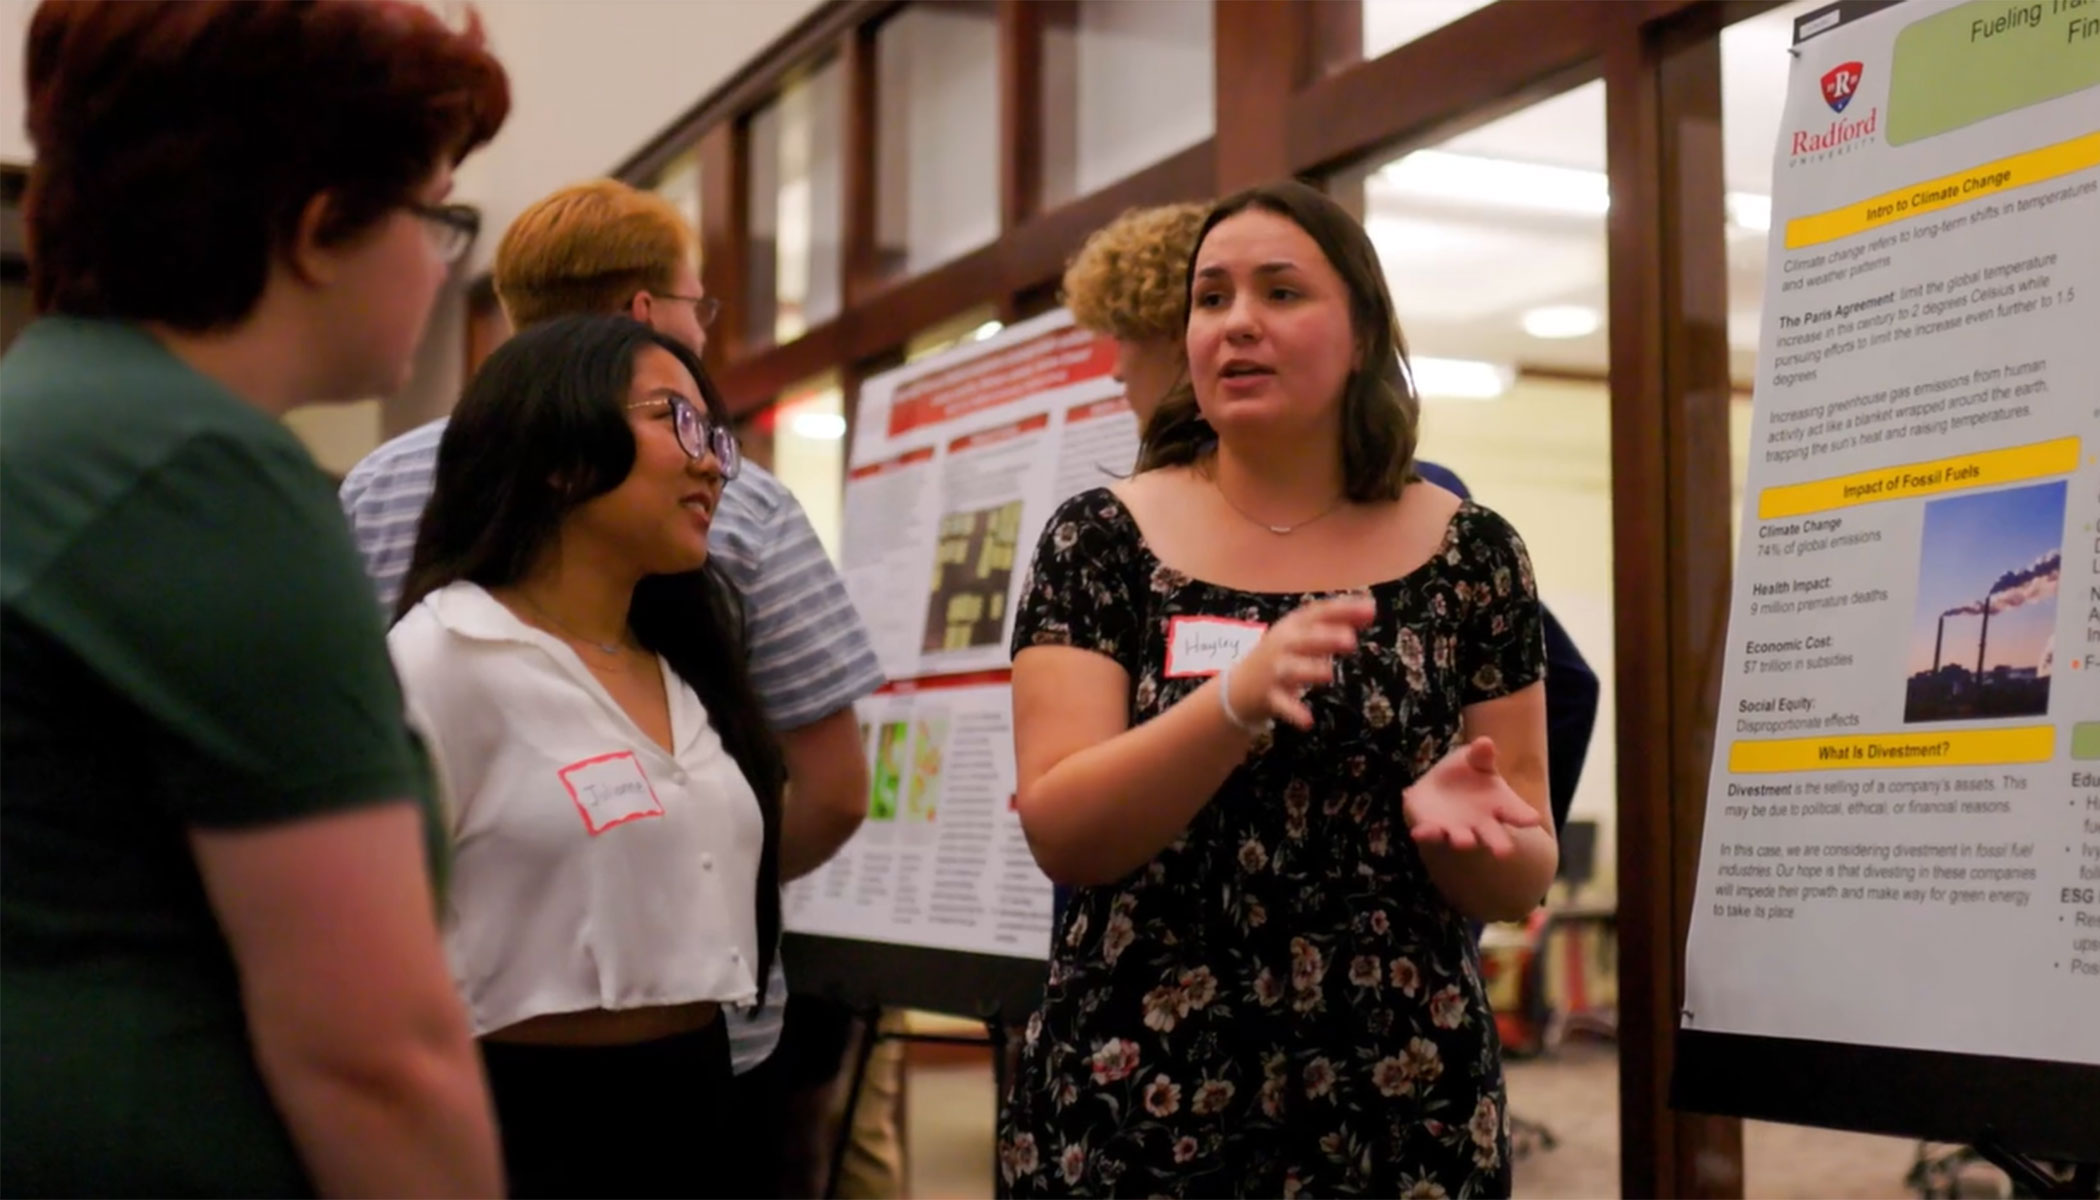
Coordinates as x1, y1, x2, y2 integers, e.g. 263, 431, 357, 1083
1821, 61, 1862, 112
1792, 60, 1877, 161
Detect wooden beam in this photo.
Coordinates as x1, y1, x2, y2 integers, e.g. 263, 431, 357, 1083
997, 0, 1045, 231
839, 346, 905, 467
1310, 0, 1363, 79
616, 0, 899, 187
1212, 0, 1307, 193
1001, 141, 1214, 289
713, 142, 1211, 404
1603, 4, 1743, 1196
1285, 0, 1605, 179
715, 322, 848, 417
847, 242, 1008, 362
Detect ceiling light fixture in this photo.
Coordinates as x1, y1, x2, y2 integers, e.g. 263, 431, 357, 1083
1375, 148, 1773, 236
1378, 149, 1609, 217
970, 320, 1005, 342
1726, 192, 1773, 234
789, 411, 847, 440
1411, 356, 1512, 401
1520, 304, 1602, 340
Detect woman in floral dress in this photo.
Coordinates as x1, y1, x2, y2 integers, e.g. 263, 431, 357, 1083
999, 180, 1555, 1198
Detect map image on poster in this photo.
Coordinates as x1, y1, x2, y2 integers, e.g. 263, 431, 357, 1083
922, 500, 1023, 654
908, 716, 948, 821
869, 720, 908, 821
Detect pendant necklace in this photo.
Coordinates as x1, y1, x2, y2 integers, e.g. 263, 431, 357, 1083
519, 592, 627, 657
1213, 474, 1345, 535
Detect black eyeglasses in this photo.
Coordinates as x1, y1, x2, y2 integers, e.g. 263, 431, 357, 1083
656, 293, 722, 328
626, 393, 741, 479
407, 202, 480, 266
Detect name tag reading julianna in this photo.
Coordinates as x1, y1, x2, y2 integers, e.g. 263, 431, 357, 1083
558, 750, 666, 835
1164, 616, 1268, 679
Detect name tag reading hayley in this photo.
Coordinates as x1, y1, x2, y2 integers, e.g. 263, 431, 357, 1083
1164, 616, 1268, 679
558, 751, 666, 836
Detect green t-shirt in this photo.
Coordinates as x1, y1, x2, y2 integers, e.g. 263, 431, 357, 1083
0, 318, 442, 1196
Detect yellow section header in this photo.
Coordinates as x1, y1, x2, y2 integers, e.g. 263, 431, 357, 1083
1784, 130, 2100, 250
1729, 726, 2054, 773
1757, 437, 2079, 520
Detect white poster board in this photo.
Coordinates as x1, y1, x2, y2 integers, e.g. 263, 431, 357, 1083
782, 310, 1134, 963
1677, 0, 2099, 1157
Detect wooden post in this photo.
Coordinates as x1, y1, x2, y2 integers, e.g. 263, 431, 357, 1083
1604, 5, 1745, 1196
698, 120, 748, 377
842, 22, 882, 309
996, 0, 1045, 233
1212, 0, 1308, 194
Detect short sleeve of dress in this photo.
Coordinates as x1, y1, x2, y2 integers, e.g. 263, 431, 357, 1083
1455, 505, 1547, 705
1009, 488, 1145, 679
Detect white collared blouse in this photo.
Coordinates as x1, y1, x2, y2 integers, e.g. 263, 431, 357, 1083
390, 581, 764, 1037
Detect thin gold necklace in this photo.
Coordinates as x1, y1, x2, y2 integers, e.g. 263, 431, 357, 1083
1211, 472, 1346, 535
517, 591, 630, 657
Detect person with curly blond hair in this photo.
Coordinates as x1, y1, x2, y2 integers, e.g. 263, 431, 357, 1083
1061, 201, 1209, 425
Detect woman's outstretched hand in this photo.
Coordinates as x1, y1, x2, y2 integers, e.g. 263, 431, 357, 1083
1402, 736, 1543, 857
1227, 594, 1378, 730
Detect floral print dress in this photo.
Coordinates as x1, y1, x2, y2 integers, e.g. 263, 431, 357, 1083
998, 487, 1545, 1199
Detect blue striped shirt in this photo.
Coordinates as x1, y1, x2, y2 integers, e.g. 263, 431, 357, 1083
339, 418, 884, 1073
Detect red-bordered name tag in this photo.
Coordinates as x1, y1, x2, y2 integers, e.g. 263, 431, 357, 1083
557, 751, 665, 836
1163, 616, 1268, 679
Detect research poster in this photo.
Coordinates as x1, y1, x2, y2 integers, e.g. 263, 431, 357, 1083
782, 311, 1134, 960
1681, 0, 2100, 1066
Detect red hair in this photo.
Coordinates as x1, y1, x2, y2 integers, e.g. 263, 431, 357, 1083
24, 0, 510, 328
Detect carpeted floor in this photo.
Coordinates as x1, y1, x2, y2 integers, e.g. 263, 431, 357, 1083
902, 1041, 1984, 1199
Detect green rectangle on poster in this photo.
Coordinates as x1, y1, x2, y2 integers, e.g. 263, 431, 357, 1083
1888, 1, 2100, 146
2071, 721, 2100, 761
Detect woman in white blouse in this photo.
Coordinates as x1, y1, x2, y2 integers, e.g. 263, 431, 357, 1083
389, 313, 782, 1198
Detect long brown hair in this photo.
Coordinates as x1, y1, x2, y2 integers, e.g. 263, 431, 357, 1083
397, 314, 785, 1005
1137, 179, 1420, 502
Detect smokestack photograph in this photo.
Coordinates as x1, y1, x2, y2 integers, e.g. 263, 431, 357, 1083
1903, 482, 2067, 724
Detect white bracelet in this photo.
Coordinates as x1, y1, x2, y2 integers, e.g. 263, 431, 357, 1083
1216, 663, 1272, 735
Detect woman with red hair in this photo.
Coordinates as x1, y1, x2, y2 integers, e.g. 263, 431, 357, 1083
0, 3, 510, 1195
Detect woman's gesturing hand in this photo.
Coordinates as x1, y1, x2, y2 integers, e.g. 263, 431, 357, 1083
1225, 594, 1378, 730
1402, 736, 1544, 856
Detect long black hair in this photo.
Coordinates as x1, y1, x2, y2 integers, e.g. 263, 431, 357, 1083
397, 313, 785, 1003
1137, 179, 1421, 501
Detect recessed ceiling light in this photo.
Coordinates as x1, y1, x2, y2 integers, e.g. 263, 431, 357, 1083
1411, 356, 1512, 401
1726, 192, 1772, 234
789, 411, 846, 440
1377, 149, 1610, 218
1520, 305, 1601, 340
970, 320, 1004, 342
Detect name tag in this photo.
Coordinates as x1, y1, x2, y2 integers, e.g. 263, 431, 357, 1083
1163, 616, 1268, 679
558, 751, 665, 835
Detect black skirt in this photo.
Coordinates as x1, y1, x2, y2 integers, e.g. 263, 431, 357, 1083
480, 1017, 735, 1199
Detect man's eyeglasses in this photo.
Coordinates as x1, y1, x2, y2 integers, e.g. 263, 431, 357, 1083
408, 202, 480, 266
655, 293, 721, 329
625, 393, 741, 480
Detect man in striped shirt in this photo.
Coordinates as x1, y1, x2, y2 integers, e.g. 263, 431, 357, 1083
339, 180, 884, 1194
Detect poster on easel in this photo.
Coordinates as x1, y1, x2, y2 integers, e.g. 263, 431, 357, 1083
1677, 0, 2100, 1160
782, 311, 1130, 1003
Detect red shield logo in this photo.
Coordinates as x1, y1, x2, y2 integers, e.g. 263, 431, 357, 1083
1821, 62, 1863, 113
